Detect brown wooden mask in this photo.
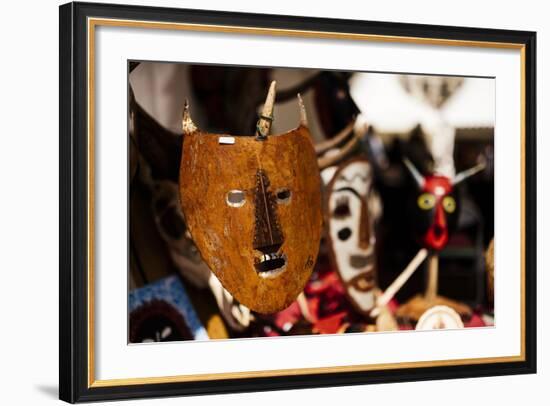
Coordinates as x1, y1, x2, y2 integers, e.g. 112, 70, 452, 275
179, 82, 322, 314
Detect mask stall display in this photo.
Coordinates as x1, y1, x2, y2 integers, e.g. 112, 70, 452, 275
179, 82, 323, 314
130, 66, 494, 337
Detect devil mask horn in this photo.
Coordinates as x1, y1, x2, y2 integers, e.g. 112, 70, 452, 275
182, 99, 198, 135
403, 158, 425, 189
452, 160, 486, 185
255, 81, 276, 139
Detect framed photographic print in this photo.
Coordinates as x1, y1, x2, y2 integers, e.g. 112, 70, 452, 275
59, 1, 537, 403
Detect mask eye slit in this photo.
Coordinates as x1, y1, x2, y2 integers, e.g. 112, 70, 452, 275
226, 190, 246, 207
275, 188, 291, 204
333, 196, 351, 218
442, 195, 456, 213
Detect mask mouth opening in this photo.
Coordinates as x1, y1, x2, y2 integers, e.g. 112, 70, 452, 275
255, 253, 287, 278
433, 224, 445, 238
348, 272, 375, 292
349, 254, 372, 269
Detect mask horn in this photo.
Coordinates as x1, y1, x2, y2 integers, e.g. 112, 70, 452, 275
403, 158, 424, 189
297, 93, 308, 127
182, 99, 198, 135
453, 161, 486, 185
256, 81, 276, 140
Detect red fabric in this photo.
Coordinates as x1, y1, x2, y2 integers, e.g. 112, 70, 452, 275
267, 264, 365, 335
464, 313, 488, 328
258, 264, 492, 336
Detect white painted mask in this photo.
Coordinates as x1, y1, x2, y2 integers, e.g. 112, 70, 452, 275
325, 158, 377, 315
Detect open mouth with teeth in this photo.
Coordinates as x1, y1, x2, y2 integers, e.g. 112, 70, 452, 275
254, 253, 287, 277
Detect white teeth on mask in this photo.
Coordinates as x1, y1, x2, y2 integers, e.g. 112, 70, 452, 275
259, 253, 283, 263
259, 253, 283, 262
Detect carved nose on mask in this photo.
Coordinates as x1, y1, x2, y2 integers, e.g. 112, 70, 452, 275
434, 203, 447, 231
253, 169, 284, 254
358, 199, 371, 250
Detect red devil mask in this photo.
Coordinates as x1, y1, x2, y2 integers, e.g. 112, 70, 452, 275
404, 159, 484, 252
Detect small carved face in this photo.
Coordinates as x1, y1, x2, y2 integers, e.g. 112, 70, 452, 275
150, 179, 211, 288
179, 127, 322, 314
411, 175, 459, 251
325, 159, 377, 314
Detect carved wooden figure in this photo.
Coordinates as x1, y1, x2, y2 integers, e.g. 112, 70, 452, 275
324, 158, 377, 316
179, 82, 323, 314
372, 158, 485, 321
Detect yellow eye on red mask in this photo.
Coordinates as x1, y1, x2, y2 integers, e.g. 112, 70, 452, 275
442, 196, 456, 213
417, 193, 436, 210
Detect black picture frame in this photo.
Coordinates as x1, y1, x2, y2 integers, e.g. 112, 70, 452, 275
59, 1, 537, 403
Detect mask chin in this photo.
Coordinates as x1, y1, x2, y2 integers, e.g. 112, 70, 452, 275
333, 251, 376, 313
348, 287, 375, 312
